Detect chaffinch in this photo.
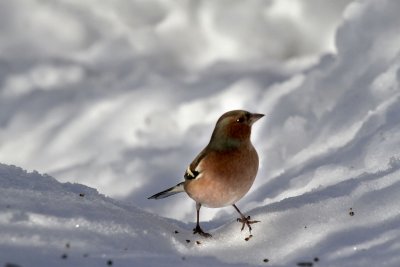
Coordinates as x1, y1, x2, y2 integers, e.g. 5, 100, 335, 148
148, 110, 264, 237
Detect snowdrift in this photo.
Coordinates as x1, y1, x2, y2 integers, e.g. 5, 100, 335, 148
1, 0, 400, 266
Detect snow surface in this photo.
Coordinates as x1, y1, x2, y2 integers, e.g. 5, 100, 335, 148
1, 0, 400, 266
0, 163, 244, 267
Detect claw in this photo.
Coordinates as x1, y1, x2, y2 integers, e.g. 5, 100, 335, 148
236, 215, 260, 233
193, 225, 212, 238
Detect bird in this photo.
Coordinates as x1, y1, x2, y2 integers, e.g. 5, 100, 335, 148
148, 110, 264, 237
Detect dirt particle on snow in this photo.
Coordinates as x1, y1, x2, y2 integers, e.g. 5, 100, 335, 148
297, 262, 313, 267
245, 234, 253, 241
349, 208, 355, 216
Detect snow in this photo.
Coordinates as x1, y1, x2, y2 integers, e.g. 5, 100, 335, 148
0, 163, 254, 267
1, 0, 400, 266
2, 159, 399, 267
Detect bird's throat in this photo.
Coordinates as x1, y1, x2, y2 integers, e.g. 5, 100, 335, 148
209, 137, 242, 151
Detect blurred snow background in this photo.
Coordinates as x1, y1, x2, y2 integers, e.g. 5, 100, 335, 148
0, 0, 355, 221
1, 0, 400, 266
1, 0, 399, 223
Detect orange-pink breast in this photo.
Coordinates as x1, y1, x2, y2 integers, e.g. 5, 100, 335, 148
184, 146, 259, 208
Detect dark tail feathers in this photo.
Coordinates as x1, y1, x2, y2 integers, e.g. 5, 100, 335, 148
148, 182, 185, 199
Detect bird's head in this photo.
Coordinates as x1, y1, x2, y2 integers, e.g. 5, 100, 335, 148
209, 110, 264, 149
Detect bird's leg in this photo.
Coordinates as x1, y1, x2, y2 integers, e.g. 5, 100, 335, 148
193, 203, 212, 238
232, 204, 260, 233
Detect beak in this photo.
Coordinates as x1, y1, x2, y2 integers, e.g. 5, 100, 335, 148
249, 113, 265, 125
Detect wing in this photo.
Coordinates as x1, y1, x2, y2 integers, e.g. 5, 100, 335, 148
184, 147, 208, 180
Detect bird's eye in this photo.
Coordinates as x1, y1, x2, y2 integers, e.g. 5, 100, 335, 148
236, 117, 245, 123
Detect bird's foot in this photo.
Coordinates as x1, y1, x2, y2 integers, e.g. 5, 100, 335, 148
193, 225, 212, 238
237, 215, 260, 233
